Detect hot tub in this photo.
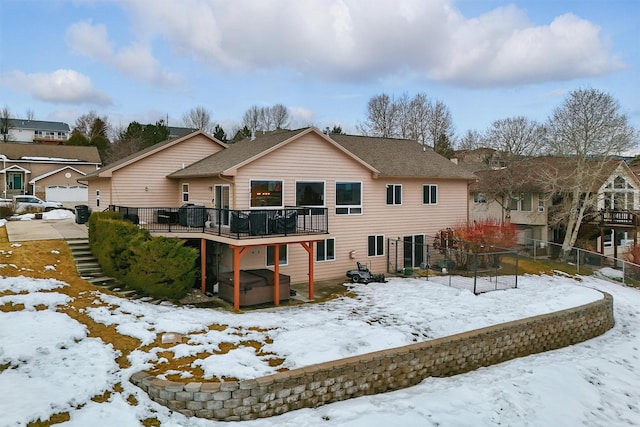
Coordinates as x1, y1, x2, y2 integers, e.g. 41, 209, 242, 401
218, 270, 290, 306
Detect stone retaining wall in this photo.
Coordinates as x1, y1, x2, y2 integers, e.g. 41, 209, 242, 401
131, 292, 614, 421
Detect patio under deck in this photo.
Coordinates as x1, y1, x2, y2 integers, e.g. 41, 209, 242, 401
109, 205, 329, 310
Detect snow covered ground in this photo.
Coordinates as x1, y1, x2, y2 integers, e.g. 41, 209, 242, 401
0, 268, 639, 426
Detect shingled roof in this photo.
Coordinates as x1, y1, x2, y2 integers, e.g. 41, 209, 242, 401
168, 128, 476, 180
0, 143, 101, 163
84, 130, 224, 179
331, 133, 476, 179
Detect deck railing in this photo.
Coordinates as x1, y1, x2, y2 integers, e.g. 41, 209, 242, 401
108, 205, 328, 239
600, 209, 638, 227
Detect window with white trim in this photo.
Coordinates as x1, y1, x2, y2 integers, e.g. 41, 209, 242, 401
386, 184, 402, 205
473, 192, 487, 203
368, 235, 384, 257
182, 184, 189, 202
266, 245, 288, 266
296, 181, 324, 206
336, 182, 362, 215
251, 180, 283, 207
423, 184, 437, 205
509, 193, 532, 211
316, 238, 335, 262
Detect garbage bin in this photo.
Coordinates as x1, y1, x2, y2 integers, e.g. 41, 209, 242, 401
75, 205, 90, 224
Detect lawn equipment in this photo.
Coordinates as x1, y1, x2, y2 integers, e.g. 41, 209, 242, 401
346, 262, 387, 283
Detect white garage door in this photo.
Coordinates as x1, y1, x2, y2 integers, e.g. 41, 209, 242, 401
45, 185, 88, 202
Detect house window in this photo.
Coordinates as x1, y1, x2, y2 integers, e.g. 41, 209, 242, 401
266, 245, 288, 266
521, 193, 532, 211
386, 184, 402, 205
538, 194, 545, 212
96, 190, 100, 208
474, 192, 487, 203
182, 184, 189, 202
368, 235, 384, 257
423, 185, 437, 205
510, 193, 532, 211
251, 180, 283, 207
336, 182, 362, 215
604, 176, 636, 210
316, 238, 335, 262
296, 181, 324, 206
604, 230, 632, 248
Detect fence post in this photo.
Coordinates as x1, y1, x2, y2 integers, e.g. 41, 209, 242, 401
515, 251, 518, 289
623, 260, 626, 285
577, 248, 580, 274
473, 252, 478, 294
533, 238, 536, 260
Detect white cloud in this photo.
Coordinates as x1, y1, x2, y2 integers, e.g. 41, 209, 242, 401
110, 0, 624, 87
65, 19, 183, 86
65, 20, 114, 61
0, 69, 112, 105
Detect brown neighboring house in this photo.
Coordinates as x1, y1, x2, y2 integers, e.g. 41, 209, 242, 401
467, 154, 640, 256
0, 143, 101, 206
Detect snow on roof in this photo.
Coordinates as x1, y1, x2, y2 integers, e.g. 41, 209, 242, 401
21, 156, 81, 162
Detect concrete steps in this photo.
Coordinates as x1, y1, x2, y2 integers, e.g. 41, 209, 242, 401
66, 238, 165, 304
67, 239, 116, 286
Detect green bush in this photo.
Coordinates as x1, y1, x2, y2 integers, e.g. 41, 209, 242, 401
88, 211, 123, 252
88, 212, 198, 300
126, 237, 198, 300
93, 218, 150, 278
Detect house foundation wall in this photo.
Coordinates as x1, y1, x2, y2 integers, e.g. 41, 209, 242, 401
131, 292, 614, 422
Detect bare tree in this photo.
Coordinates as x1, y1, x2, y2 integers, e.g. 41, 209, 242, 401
485, 116, 545, 157
1, 106, 11, 142
242, 106, 261, 134
270, 104, 289, 129
358, 93, 456, 151
182, 106, 213, 133
541, 87, 638, 258
74, 110, 110, 138
25, 109, 35, 121
457, 129, 484, 150
258, 107, 274, 132
357, 93, 399, 138
427, 100, 455, 147
397, 92, 430, 144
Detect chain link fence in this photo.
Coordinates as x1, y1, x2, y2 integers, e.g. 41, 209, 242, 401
387, 237, 519, 294
521, 238, 640, 287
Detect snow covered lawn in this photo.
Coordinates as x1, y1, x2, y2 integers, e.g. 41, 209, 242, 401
1, 265, 639, 426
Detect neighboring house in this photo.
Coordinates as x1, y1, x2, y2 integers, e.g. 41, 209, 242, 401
466, 154, 640, 257
2, 119, 71, 144
0, 143, 101, 206
88, 128, 477, 307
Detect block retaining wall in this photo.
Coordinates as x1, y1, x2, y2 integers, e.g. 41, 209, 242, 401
131, 292, 614, 421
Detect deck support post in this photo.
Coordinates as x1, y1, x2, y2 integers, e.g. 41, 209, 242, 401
200, 239, 207, 293
230, 245, 249, 311
300, 241, 315, 300
273, 244, 280, 306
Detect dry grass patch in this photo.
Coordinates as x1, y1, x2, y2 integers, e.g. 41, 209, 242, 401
26, 412, 70, 427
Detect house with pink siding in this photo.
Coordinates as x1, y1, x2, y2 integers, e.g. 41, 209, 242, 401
83, 130, 227, 211
87, 128, 476, 309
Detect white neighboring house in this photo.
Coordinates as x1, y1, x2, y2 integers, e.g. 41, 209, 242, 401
2, 119, 71, 144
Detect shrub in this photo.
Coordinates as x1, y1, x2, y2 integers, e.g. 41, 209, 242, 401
93, 218, 150, 278
125, 237, 198, 300
87, 212, 198, 300
433, 219, 518, 269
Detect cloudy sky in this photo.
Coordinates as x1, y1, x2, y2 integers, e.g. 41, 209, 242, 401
0, 0, 638, 139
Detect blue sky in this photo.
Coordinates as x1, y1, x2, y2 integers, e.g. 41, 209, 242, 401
1, 0, 638, 141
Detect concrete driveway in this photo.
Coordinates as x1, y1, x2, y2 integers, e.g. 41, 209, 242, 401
5, 218, 88, 242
